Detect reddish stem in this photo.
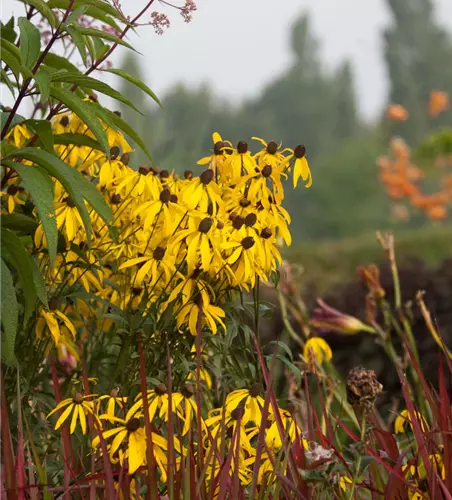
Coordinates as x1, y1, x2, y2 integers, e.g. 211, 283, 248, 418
0, 366, 17, 500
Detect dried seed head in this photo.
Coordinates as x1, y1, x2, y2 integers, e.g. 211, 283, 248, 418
231, 406, 245, 420
241, 236, 255, 250
261, 228, 272, 239
182, 385, 194, 398
120, 153, 130, 165
110, 194, 121, 205
64, 196, 76, 207
245, 213, 257, 227
232, 215, 245, 230
217, 221, 224, 230
262, 165, 272, 178
7, 185, 18, 195
346, 367, 383, 412
237, 141, 248, 154
266, 141, 278, 155
249, 383, 262, 397
154, 382, 167, 395
153, 247, 165, 261
110, 146, 120, 160
126, 417, 140, 432
200, 169, 214, 185
60, 115, 70, 127
73, 393, 83, 404
160, 188, 171, 203
184, 170, 193, 180
138, 165, 150, 176
294, 145, 306, 159
198, 217, 213, 234
49, 297, 60, 311
214, 141, 225, 155
239, 198, 251, 208
159, 170, 170, 179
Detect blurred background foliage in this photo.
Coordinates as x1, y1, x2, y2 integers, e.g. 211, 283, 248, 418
117, 0, 451, 283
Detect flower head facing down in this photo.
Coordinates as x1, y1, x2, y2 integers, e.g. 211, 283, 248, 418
311, 299, 375, 335
303, 337, 332, 365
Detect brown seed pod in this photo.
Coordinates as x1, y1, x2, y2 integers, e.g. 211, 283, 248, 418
153, 247, 165, 261
237, 141, 248, 154
241, 236, 255, 249
266, 141, 278, 155
198, 217, 213, 234
294, 145, 306, 159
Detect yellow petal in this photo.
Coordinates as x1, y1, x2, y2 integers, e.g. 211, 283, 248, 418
78, 405, 87, 435
54, 404, 74, 430
70, 404, 79, 434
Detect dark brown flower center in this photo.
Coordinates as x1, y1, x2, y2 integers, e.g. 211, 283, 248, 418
60, 115, 70, 127
160, 188, 171, 203
170, 194, 178, 204
198, 217, 213, 234
139, 165, 150, 176
244, 213, 257, 227
73, 393, 83, 404
294, 145, 306, 159
159, 170, 169, 179
231, 406, 244, 420
266, 141, 278, 155
64, 196, 76, 208
7, 185, 18, 195
120, 153, 130, 165
229, 212, 238, 221
261, 228, 272, 239
110, 389, 119, 398
217, 221, 224, 230
153, 247, 165, 261
232, 215, 245, 230
239, 198, 250, 208
110, 146, 120, 160
132, 287, 142, 296
110, 194, 121, 205
214, 141, 225, 155
200, 169, 214, 185
126, 417, 140, 432
237, 141, 248, 154
49, 297, 60, 311
182, 385, 194, 398
262, 165, 272, 178
154, 382, 168, 396
184, 170, 193, 179
249, 383, 262, 397
241, 236, 255, 250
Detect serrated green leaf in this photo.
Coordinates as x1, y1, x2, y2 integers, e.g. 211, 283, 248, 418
34, 68, 51, 103
106, 68, 162, 107
49, 86, 109, 153
18, 17, 41, 70
0, 213, 38, 234
19, 0, 57, 28
1, 258, 18, 366
97, 105, 153, 162
53, 132, 103, 151
50, 72, 141, 113
1, 228, 47, 320
4, 161, 57, 264
23, 119, 54, 151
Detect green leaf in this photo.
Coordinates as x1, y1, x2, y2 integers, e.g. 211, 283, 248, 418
0, 213, 38, 234
106, 68, 162, 107
34, 68, 51, 103
1, 68, 17, 96
97, 105, 153, 162
0, 111, 26, 136
92, 37, 109, 60
4, 161, 57, 264
0, 17, 17, 43
1, 258, 18, 366
1, 228, 48, 321
75, 27, 137, 53
18, 17, 41, 70
53, 132, 103, 151
50, 72, 141, 113
47, 0, 125, 21
19, 0, 57, 28
23, 119, 54, 151
49, 86, 109, 154
43, 52, 82, 74
64, 6, 88, 25
1, 40, 33, 80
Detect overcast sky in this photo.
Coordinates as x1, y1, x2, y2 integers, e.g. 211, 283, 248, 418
2, 0, 452, 119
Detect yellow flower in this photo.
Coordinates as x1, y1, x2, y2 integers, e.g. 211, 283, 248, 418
394, 409, 429, 434
180, 168, 224, 215
36, 305, 76, 345
287, 145, 312, 188
252, 137, 290, 170
98, 388, 128, 418
47, 393, 97, 435
197, 132, 231, 175
55, 196, 85, 243
265, 407, 308, 450
128, 383, 169, 422
6, 124, 33, 147
303, 337, 332, 364
225, 383, 265, 426
222, 140, 256, 182
1, 184, 26, 213
339, 475, 352, 492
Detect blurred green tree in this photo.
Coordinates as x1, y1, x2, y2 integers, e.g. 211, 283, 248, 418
383, 0, 452, 144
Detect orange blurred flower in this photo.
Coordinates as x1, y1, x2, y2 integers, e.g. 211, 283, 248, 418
387, 104, 409, 122
427, 204, 447, 220
428, 91, 449, 117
